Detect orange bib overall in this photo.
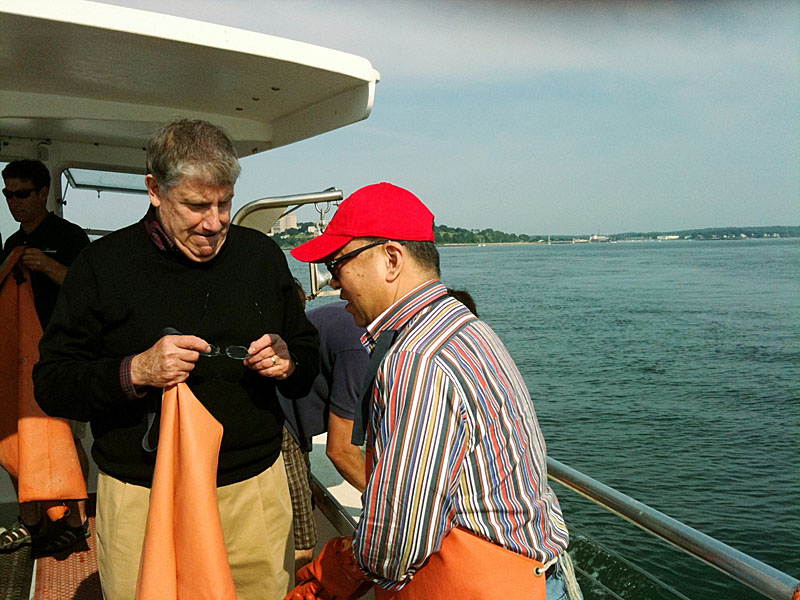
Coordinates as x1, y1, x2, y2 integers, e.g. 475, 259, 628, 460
374, 526, 547, 600
0, 248, 87, 519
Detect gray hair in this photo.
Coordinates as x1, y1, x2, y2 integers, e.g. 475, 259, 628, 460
146, 118, 241, 190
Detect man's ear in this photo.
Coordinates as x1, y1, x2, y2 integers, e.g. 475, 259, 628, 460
37, 186, 50, 204
145, 174, 162, 207
383, 242, 405, 283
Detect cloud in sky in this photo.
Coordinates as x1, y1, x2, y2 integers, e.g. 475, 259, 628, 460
1, 0, 798, 238
107, 0, 798, 83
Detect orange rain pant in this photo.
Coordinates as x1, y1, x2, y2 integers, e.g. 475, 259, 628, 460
0, 248, 87, 520
135, 382, 236, 600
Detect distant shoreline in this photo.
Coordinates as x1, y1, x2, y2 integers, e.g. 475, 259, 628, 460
438, 237, 797, 247
275, 222, 799, 249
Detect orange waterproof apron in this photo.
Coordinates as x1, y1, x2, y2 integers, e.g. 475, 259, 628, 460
373, 526, 546, 600
0, 248, 87, 519
135, 382, 236, 600
364, 448, 547, 600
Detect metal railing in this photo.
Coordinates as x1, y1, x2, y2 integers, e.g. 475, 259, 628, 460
547, 457, 799, 600
309, 474, 358, 535
308, 459, 799, 600
231, 188, 342, 225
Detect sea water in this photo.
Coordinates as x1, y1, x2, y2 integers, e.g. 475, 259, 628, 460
289, 238, 799, 599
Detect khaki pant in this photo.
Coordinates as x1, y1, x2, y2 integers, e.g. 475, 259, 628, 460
96, 456, 294, 600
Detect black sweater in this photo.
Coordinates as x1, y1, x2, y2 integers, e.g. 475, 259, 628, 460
33, 219, 319, 487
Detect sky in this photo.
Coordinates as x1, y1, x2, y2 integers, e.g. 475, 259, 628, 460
1, 0, 798, 239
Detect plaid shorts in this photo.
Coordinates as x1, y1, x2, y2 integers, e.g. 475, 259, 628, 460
281, 428, 316, 550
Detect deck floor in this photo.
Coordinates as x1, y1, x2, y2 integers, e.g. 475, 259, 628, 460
0, 509, 370, 600
0, 440, 366, 599
0, 542, 33, 600
32, 516, 100, 600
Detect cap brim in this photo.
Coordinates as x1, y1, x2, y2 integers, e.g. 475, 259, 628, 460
290, 232, 353, 263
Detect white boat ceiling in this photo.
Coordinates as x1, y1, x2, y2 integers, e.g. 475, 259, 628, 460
0, 0, 380, 176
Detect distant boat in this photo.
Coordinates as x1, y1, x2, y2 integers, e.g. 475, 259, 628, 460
589, 234, 610, 242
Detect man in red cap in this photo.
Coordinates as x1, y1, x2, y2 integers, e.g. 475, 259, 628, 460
287, 183, 581, 600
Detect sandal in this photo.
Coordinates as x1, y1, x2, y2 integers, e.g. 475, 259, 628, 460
36, 520, 90, 555
0, 518, 41, 552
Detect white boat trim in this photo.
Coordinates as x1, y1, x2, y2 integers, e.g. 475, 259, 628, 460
0, 0, 379, 186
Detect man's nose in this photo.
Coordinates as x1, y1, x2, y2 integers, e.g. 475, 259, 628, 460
201, 206, 222, 232
329, 276, 341, 290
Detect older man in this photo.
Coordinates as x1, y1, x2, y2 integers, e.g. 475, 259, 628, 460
34, 119, 318, 599
287, 183, 579, 600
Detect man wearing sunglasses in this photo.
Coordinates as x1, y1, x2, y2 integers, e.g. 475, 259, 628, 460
287, 183, 579, 600
33, 120, 319, 599
1, 159, 91, 555
2, 160, 90, 326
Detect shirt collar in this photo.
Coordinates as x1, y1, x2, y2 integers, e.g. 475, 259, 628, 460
361, 279, 449, 350
143, 205, 178, 253
18, 211, 53, 239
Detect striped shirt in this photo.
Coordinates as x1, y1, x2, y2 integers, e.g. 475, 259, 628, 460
353, 280, 569, 590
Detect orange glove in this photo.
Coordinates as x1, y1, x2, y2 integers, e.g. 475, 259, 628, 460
285, 536, 373, 600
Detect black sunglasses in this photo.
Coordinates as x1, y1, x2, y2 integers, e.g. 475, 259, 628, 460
325, 240, 405, 278
2, 187, 39, 200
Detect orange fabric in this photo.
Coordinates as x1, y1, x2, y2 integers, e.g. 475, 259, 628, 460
288, 536, 372, 600
135, 382, 236, 600
375, 527, 546, 600
289, 448, 546, 600
0, 248, 87, 509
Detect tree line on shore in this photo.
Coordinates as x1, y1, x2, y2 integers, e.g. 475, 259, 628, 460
273, 223, 799, 249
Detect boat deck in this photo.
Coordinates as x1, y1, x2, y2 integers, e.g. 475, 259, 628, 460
32, 515, 100, 600
0, 498, 99, 600
0, 436, 367, 600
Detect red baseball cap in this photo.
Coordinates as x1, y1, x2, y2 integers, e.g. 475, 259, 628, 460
291, 182, 435, 263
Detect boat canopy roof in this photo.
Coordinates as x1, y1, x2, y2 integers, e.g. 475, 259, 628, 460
0, 0, 380, 178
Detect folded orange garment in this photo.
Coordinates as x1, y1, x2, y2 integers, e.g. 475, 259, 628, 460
136, 382, 236, 600
0, 248, 87, 517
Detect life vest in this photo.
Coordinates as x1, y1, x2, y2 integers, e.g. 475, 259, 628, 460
374, 526, 547, 600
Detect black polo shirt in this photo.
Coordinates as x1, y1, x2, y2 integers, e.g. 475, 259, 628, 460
2, 212, 90, 328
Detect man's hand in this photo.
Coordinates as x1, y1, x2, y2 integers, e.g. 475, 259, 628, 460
244, 333, 295, 379
21, 248, 68, 284
285, 536, 372, 600
130, 335, 210, 388
285, 580, 328, 600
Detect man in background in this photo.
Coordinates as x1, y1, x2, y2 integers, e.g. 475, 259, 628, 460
281, 280, 369, 572
1, 159, 91, 554
447, 288, 478, 317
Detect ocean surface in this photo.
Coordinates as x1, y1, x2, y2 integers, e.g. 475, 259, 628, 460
290, 238, 799, 600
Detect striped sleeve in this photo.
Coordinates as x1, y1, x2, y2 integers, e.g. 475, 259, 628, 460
353, 349, 467, 588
